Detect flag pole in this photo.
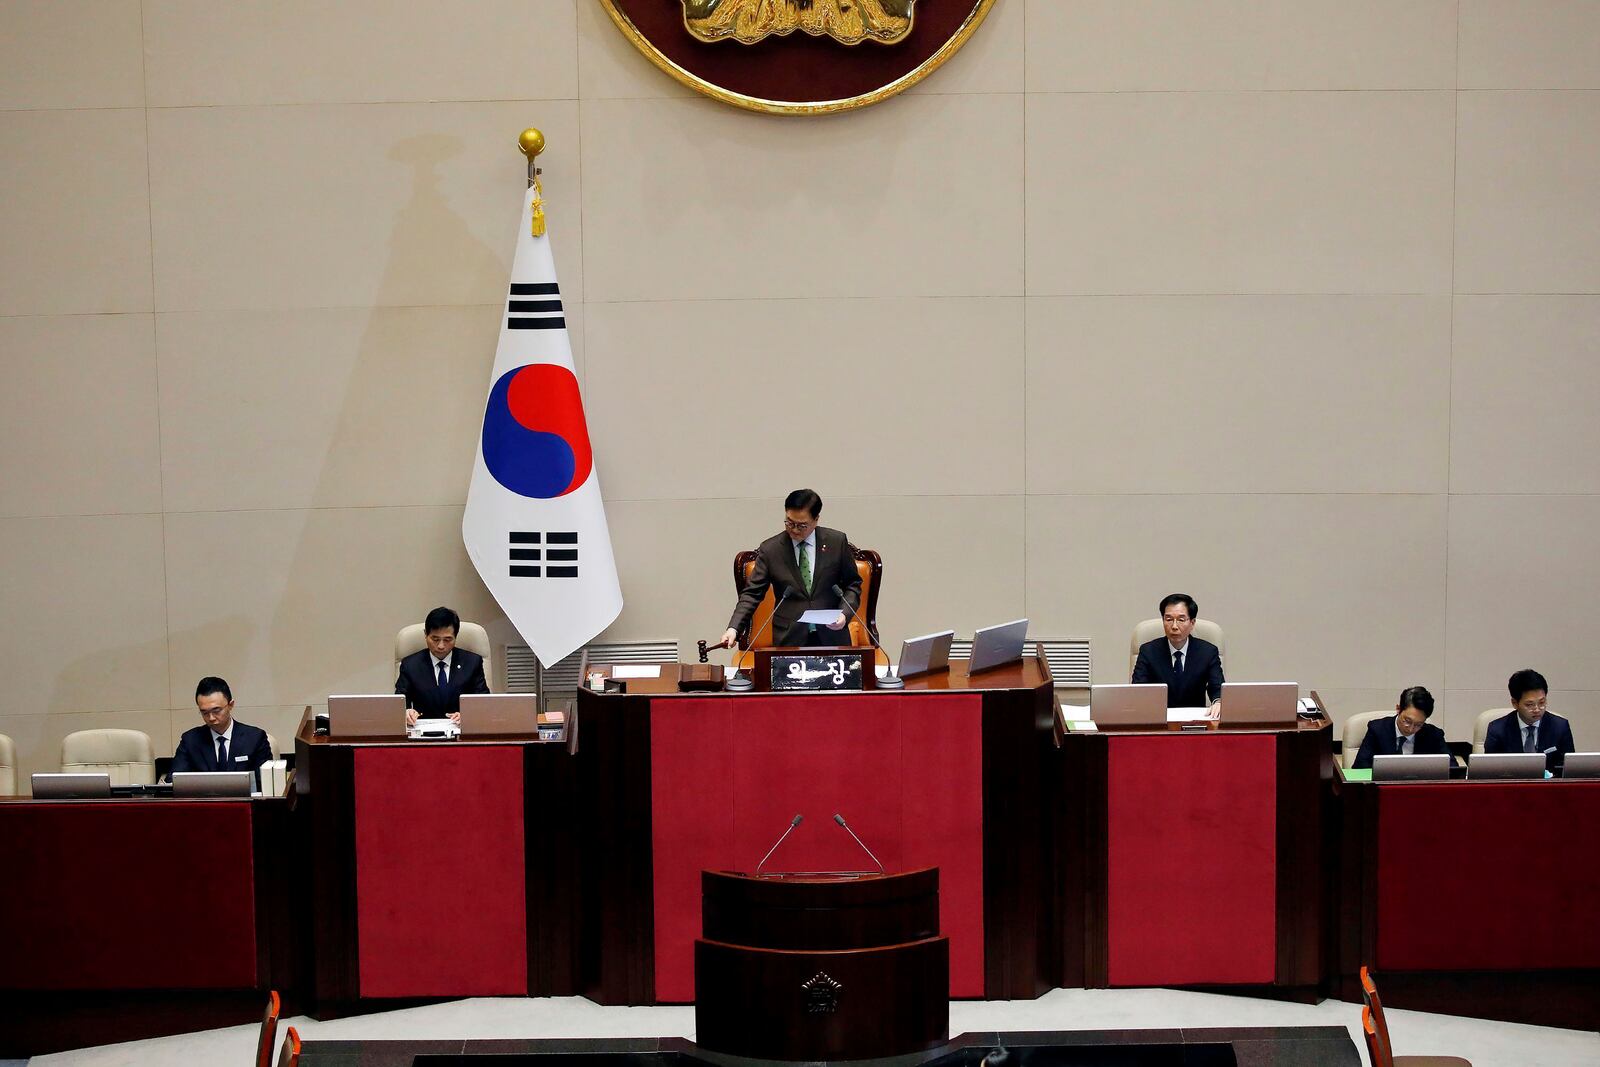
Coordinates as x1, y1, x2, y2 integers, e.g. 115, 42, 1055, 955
518, 127, 547, 236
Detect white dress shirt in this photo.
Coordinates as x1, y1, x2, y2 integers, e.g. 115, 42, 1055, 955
210, 722, 235, 764
431, 651, 452, 683
1395, 725, 1414, 755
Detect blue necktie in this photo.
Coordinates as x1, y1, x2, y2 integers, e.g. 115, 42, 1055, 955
216, 735, 228, 770
437, 660, 448, 689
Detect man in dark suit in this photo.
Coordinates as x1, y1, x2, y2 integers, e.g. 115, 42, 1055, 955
397, 606, 490, 724
1484, 668, 1576, 770
1352, 686, 1450, 769
718, 488, 863, 650
172, 676, 274, 788
1130, 593, 1224, 709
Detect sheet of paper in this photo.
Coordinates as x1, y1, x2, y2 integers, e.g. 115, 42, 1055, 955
1058, 702, 1092, 725
611, 665, 662, 680
1166, 708, 1214, 723
797, 608, 843, 625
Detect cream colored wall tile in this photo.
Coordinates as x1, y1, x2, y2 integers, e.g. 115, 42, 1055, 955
0, 709, 173, 785
0, 515, 168, 716
0, 0, 145, 109
148, 101, 581, 312
1456, 91, 1600, 294
1446, 495, 1600, 693
1025, 295, 1450, 493
1461, 1, 1600, 88
906, 0, 1024, 96
0, 314, 162, 517
580, 94, 1023, 302
577, 0, 696, 101
1025, 91, 1454, 295
1445, 689, 1599, 752
163, 506, 503, 707
585, 297, 1023, 501
1025, 494, 1447, 691
144, 1, 578, 106
157, 305, 509, 512
1450, 296, 1600, 493
1025, 1, 1455, 92
0, 109, 152, 315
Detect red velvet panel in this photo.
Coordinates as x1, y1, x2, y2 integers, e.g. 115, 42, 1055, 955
0, 801, 256, 990
354, 746, 527, 997
1377, 781, 1600, 971
650, 694, 984, 1002
1106, 734, 1278, 986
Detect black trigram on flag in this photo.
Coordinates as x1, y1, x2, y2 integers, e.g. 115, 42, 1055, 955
507, 282, 564, 330
509, 531, 578, 578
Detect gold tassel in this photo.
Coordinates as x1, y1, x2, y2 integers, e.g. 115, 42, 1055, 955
529, 174, 546, 238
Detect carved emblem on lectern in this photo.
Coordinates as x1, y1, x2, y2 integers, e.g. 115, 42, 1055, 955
801, 971, 842, 1013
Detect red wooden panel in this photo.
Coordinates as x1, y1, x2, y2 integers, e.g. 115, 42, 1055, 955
354, 746, 527, 997
1107, 734, 1277, 986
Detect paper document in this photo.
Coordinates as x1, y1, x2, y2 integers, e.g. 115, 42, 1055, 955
407, 722, 460, 740
1166, 708, 1214, 723
1058, 703, 1092, 725
797, 608, 844, 625
610, 664, 662, 679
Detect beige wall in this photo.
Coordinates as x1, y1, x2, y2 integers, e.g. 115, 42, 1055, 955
2, 1, 1597, 782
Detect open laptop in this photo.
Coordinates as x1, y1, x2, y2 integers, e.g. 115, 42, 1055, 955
1468, 752, 1546, 780
1560, 752, 1600, 779
1218, 682, 1300, 725
896, 629, 954, 679
968, 618, 1028, 673
1091, 683, 1168, 726
31, 772, 112, 799
172, 771, 253, 797
1372, 754, 1450, 782
459, 693, 538, 736
326, 694, 406, 738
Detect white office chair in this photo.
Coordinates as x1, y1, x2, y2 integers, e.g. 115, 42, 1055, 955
1338, 710, 1392, 769
0, 732, 15, 795
1128, 618, 1227, 676
60, 728, 156, 786
395, 621, 493, 683
1473, 708, 1511, 754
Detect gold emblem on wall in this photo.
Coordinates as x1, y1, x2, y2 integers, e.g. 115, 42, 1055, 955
682, 0, 916, 46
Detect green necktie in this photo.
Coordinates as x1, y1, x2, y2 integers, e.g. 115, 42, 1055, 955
797, 541, 812, 595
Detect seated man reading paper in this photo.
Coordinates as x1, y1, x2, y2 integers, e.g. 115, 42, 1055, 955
396, 606, 489, 725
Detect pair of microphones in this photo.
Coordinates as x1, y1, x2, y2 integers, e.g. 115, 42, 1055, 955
755, 811, 884, 878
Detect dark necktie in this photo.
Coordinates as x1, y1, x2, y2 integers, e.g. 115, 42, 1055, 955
1524, 724, 1538, 754
437, 660, 449, 689
797, 541, 812, 596
216, 735, 228, 770
1173, 649, 1184, 677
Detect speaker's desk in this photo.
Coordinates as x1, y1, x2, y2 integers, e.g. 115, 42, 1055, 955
0, 793, 295, 1057
573, 654, 1057, 1004
1334, 768, 1600, 1030
1057, 713, 1334, 999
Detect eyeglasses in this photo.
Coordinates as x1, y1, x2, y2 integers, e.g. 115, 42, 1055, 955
782, 519, 814, 531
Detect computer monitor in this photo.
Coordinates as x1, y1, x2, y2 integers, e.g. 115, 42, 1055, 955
31, 772, 112, 799
459, 693, 538, 736
172, 771, 253, 797
1468, 752, 1546, 780
897, 630, 954, 679
968, 618, 1028, 673
1560, 752, 1600, 779
1218, 682, 1299, 725
1091, 684, 1168, 726
1372, 754, 1450, 782
327, 694, 406, 738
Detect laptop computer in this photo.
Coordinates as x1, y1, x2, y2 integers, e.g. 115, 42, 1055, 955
897, 629, 955, 679
1372, 754, 1450, 782
326, 694, 406, 738
459, 693, 538, 736
172, 771, 254, 797
1468, 752, 1546, 780
1218, 682, 1300, 725
31, 772, 112, 799
968, 618, 1028, 673
1560, 752, 1600, 779
1091, 683, 1168, 726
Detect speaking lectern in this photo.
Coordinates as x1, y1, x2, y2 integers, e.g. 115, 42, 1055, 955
694, 867, 949, 1060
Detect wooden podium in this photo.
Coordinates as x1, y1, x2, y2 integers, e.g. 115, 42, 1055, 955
694, 868, 949, 1060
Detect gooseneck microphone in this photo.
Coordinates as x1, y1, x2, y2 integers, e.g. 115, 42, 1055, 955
833, 812, 885, 875
830, 582, 904, 689
725, 583, 795, 692
756, 813, 803, 877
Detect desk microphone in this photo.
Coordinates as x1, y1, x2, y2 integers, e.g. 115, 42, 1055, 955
830, 583, 904, 689
756, 813, 803, 877
725, 584, 795, 692
833, 813, 884, 875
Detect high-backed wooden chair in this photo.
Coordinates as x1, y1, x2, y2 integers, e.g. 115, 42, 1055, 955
733, 547, 883, 666
255, 990, 280, 1067
1359, 966, 1472, 1066
1127, 617, 1227, 675
394, 621, 493, 682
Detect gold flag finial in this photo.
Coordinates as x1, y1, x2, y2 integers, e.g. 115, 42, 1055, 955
518, 128, 547, 237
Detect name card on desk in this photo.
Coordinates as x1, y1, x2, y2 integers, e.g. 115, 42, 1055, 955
771, 652, 866, 692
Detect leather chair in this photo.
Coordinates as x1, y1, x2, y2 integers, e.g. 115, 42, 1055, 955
255, 990, 280, 1067
1127, 618, 1226, 676
1360, 966, 1471, 1066
60, 728, 155, 786
1472, 708, 1511, 754
0, 732, 15, 796
395, 621, 493, 683
1337, 710, 1392, 769
276, 1025, 301, 1067
734, 547, 883, 665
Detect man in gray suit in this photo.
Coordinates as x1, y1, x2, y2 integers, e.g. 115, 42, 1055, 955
719, 489, 863, 649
